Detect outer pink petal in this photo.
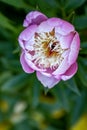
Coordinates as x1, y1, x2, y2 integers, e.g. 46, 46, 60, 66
47, 18, 75, 35
61, 62, 78, 80
23, 11, 48, 27
47, 18, 63, 26
37, 18, 62, 32
37, 18, 74, 35
20, 52, 34, 73
25, 36, 35, 51
68, 32, 80, 65
59, 32, 75, 49
18, 25, 37, 49
36, 72, 60, 88
55, 21, 74, 35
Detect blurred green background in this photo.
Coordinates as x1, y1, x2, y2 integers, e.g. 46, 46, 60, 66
0, 0, 87, 130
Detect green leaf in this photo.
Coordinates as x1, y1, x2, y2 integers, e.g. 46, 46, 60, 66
64, 78, 80, 96
85, 5, 87, 14
1, 0, 35, 12
0, 13, 16, 32
37, 0, 58, 17
0, 72, 12, 86
66, 11, 75, 23
13, 120, 32, 130
69, 91, 86, 125
73, 15, 87, 30
77, 62, 87, 87
1, 73, 30, 92
65, 0, 86, 11
52, 83, 70, 112
44, 87, 50, 95
80, 42, 87, 54
1, 0, 26, 8
31, 79, 41, 108
45, 126, 59, 130
0, 41, 13, 54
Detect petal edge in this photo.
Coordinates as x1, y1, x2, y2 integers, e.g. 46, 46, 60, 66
61, 62, 78, 81
36, 72, 60, 88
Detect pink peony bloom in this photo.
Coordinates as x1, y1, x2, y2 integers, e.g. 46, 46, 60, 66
18, 11, 80, 88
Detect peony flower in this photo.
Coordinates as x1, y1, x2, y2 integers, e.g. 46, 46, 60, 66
18, 11, 80, 88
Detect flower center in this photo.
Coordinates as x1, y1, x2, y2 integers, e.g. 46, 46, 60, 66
33, 28, 65, 69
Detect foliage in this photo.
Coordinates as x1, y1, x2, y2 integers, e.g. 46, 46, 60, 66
0, 0, 87, 130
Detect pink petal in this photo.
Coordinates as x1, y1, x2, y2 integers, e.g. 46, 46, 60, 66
47, 18, 63, 26
25, 53, 46, 72
25, 37, 35, 51
40, 71, 51, 77
37, 18, 62, 33
61, 50, 70, 58
53, 57, 70, 75
37, 20, 53, 33
37, 18, 74, 35
59, 32, 75, 49
20, 52, 34, 73
36, 72, 60, 88
47, 18, 75, 35
18, 25, 37, 49
53, 32, 80, 76
61, 62, 78, 80
55, 20, 74, 35
68, 32, 80, 65
23, 11, 48, 27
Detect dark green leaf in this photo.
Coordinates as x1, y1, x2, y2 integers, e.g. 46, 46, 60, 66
69, 91, 86, 125
1, 0, 27, 9
73, 15, 87, 30
80, 42, 87, 54
0, 13, 16, 32
0, 72, 12, 86
31, 79, 41, 108
1, 73, 30, 92
65, 0, 86, 11
77, 62, 87, 87
64, 78, 80, 96
52, 83, 70, 112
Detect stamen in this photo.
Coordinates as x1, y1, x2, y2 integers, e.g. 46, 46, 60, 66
33, 28, 67, 69
49, 28, 55, 36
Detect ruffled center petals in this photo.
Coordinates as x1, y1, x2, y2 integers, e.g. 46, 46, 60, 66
33, 28, 66, 70
25, 53, 46, 72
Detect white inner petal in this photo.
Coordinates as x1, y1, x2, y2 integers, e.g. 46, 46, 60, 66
32, 28, 68, 69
